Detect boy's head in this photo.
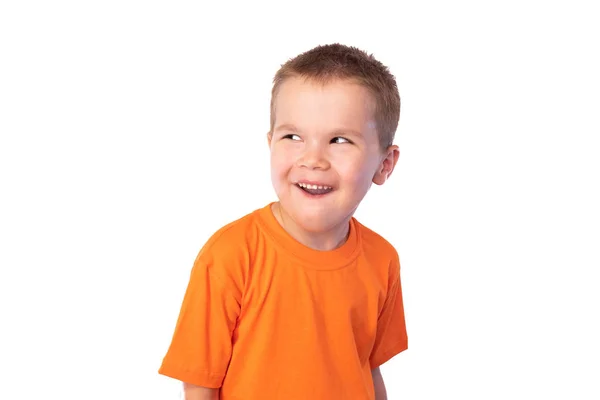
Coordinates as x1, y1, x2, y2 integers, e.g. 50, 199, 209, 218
269, 43, 400, 151
267, 43, 401, 233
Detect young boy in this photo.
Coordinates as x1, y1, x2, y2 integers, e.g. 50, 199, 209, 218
158, 43, 408, 399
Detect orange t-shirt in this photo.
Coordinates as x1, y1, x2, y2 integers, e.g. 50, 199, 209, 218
158, 203, 408, 399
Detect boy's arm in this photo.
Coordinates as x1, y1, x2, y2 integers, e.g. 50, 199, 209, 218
371, 367, 388, 400
183, 382, 220, 400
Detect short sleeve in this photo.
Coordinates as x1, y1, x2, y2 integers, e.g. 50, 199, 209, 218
158, 252, 241, 388
369, 256, 408, 369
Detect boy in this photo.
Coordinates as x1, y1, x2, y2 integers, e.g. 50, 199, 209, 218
158, 43, 408, 399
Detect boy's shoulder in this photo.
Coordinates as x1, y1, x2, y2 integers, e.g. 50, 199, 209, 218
355, 219, 396, 249
353, 218, 400, 264
189, 206, 267, 291
197, 206, 263, 260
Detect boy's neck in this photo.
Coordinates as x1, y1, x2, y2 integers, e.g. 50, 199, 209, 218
271, 202, 350, 251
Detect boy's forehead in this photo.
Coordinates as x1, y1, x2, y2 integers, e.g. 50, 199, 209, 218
276, 76, 373, 103
273, 77, 376, 131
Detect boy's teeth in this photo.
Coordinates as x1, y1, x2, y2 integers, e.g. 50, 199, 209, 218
298, 183, 331, 190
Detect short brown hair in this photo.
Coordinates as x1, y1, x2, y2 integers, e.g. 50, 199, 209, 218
269, 43, 400, 150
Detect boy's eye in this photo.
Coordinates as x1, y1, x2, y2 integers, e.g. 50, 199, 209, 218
331, 136, 351, 144
283, 134, 301, 141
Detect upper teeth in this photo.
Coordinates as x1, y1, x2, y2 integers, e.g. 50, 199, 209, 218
298, 182, 331, 190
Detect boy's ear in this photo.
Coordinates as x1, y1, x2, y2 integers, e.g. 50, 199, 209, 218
267, 132, 272, 147
372, 145, 400, 185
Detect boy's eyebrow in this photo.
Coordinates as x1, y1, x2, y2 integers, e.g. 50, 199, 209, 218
331, 128, 363, 138
273, 123, 299, 132
274, 124, 364, 138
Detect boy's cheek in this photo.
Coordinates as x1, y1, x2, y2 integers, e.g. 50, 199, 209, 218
271, 150, 297, 168
270, 156, 289, 172
270, 151, 285, 166
334, 158, 366, 178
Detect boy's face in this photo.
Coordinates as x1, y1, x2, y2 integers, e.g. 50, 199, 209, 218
268, 77, 399, 233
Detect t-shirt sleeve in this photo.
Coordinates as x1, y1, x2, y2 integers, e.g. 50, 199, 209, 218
158, 250, 242, 388
369, 254, 408, 369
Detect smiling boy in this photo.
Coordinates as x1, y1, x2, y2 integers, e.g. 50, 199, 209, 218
158, 43, 408, 399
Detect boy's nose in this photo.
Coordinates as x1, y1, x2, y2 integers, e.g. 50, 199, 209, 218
297, 146, 330, 170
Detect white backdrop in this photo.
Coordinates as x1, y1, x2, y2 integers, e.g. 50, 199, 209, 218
1, 1, 599, 399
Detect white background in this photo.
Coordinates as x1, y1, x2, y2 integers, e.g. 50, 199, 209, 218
1, 1, 599, 399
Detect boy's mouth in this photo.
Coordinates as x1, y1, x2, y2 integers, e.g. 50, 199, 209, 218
295, 182, 334, 196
